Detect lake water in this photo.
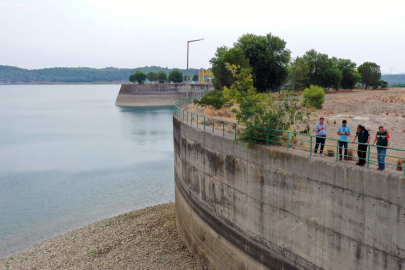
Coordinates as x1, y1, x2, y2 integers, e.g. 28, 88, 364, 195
0, 85, 175, 259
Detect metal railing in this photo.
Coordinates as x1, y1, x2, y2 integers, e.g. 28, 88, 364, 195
174, 96, 405, 176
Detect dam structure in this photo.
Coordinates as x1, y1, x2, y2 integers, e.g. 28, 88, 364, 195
173, 98, 405, 269
115, 83, 214, 107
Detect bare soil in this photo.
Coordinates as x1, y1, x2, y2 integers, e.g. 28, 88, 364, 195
185, 88, 405, 169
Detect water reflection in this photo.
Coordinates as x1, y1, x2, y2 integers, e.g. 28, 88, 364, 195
0, 85, 175, 259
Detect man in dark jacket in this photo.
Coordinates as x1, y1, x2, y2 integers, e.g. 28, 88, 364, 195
351, 125, 371, 166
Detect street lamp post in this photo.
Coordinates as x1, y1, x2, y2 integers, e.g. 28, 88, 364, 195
186, 38, 204, 105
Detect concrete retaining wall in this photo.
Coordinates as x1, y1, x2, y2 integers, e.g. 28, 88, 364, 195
115, 83, 214, 107
173, 115, 405, 270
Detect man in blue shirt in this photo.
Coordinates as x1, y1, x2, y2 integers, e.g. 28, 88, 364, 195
337, 120, 351, 160
314, 117, 326, 157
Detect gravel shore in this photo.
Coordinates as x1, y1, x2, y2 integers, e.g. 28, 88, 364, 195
0, 203, 210, 270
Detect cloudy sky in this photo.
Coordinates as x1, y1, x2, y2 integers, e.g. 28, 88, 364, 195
0, 0, 404, 73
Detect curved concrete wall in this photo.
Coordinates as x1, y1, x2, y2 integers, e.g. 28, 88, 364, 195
115, 83, 214, 106
173, 116, 405, 270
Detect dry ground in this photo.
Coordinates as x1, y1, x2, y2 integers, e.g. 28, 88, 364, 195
0, 203, 210, 270
185, 88, 405, 169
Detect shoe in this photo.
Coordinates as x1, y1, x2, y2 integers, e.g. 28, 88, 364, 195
344, 157, 348, 161
313, 153, 317, 156
360, 163, 365, 166
377, 168, 382, 171
380, 168, 385, 171
356, 162, 362, 165
320, 154, 326, 157
339, 157, 342, 161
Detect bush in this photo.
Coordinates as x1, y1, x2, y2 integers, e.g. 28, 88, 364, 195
379, 80, 388, 88
193, 90, 231, 109
301, 85, 325, 109
223, 63, 312, 146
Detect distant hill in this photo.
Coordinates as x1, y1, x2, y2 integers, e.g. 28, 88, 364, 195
381, 74, 405, 84
0, 66, 201, 84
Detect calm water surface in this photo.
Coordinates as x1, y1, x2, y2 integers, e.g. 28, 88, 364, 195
0, 85, 175, 259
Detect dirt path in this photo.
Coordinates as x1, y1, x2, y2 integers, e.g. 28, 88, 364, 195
0, 203, 210, 270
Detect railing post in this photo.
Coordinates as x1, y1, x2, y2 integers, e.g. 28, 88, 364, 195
235, 124, 237, 139
204, 117, 205, 130
191, 113, 193, 126
287, 132, 290, 152
197, 115, 198, 128
310, 136, 313, 157
249, 127, 252, 144
336, 140, 339, 163
267, 128, 269, 147
183, 110, 184, 121
187, 111, 188, 123
212, 119, 214, 133
367, 144, 371, 169
223, 121, 225, 136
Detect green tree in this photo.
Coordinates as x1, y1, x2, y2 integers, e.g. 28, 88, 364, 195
210, 46, 251, 90
301, 85, 325, 109
234, 33, 291, 92
336, 59, 361, 89
184, 74, 193, 82
147, 72, 157, 83
133, 71, 147, 84
223, 63, 312, 145
302, 50, 341, 90
129, 74, 135, 83
194, 90, 231, 109
379, 80, 388, 88
289, 57, 310, 90
169, 69, 183, 83
358, 62, 381, 89
192, 74, 199, 82
157, 71, 167, 83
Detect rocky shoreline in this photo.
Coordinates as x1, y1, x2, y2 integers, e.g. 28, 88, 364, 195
0, 203, 210, 270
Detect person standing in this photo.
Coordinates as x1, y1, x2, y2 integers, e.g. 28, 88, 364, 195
351, 125, 371, 166
371, 126, 390, 171
314, 117, 326, 157
337, 120, 351, 160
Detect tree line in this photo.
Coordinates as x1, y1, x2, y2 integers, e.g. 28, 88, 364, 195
210, 33, 388, 92
0, 65, 200, 84
128, 69, 200, 84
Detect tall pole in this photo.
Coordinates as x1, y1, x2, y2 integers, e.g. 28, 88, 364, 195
186, 38, 204, 106
187, 42, 189, 104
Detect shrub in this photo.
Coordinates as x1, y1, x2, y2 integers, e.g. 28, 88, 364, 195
397, 159, 404, 171
347, 149, 354, 160
223, 64, 313, 146
379, 80, 388, 88
301, 85, 325, 109
326, 148, 335, 157
193, 90, 231, 109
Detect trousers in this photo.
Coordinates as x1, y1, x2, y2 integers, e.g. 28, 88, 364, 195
314, 135, 326, 154
338, 141, 348, 158
377, 147, 387, 169
357, 144, 367, 164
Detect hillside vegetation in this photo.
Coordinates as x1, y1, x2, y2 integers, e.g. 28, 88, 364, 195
0, 66, 200, 84
381, 74, 405, 84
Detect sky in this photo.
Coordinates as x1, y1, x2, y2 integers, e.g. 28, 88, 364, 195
0, 0, 404, 73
